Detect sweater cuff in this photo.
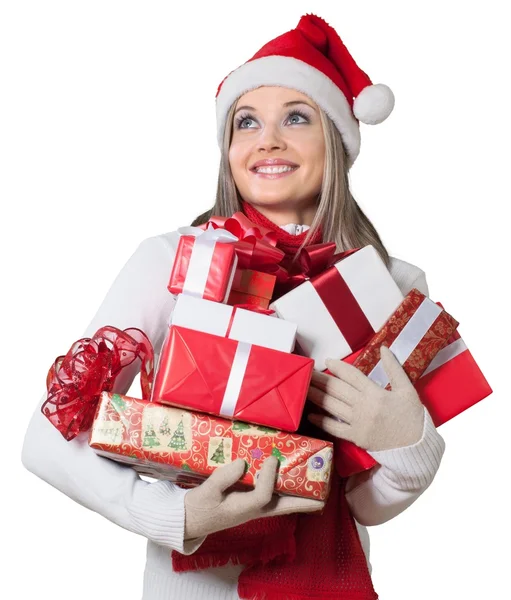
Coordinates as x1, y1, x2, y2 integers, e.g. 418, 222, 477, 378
367, 407, 446, 491
128, 479, 206, 554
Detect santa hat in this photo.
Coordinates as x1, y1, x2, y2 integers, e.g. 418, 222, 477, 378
215, 14, 395, 168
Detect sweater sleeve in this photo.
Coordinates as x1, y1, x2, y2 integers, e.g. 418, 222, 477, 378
21, 234, 205, 555
345, 266, 446, 526
345, 407, 445, 526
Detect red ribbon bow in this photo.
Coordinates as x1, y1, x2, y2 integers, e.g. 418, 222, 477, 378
201, 212, 288, 280
42, 326, 154, 441
276, 244, 360, 297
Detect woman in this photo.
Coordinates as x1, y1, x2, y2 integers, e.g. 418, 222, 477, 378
21, 14, 445, 600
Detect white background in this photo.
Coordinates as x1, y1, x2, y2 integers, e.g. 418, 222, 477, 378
2, 1, 509, 598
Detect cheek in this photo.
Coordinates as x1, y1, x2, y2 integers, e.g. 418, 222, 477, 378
228, 143, 248, 181
299, 135, 325, 179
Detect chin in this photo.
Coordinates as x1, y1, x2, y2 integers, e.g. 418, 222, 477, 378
245, 195, 294, 208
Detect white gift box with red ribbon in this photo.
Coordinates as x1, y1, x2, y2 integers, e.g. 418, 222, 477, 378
169, 293, 297, 353
270, 246, 404, 370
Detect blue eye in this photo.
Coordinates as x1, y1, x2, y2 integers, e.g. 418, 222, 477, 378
286, 111, 310, 125
234, 109, 311, 130
239, 117, 256, 129
235, 113, 257, 129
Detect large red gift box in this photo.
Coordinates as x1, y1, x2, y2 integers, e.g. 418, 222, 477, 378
89, 392, 333, 501
168, 227, 238, 303
151, 325, 314, 432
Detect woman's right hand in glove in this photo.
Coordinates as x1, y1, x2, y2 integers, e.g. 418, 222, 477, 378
184, 456, 325, 540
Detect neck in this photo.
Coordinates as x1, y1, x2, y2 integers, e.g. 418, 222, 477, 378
242, 201, 317, 227
241, 200, 323, 257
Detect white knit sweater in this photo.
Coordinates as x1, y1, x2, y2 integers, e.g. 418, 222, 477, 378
21, 226, 446, 600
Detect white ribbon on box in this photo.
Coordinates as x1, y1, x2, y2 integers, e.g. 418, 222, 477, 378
219, 341, 252, 417
421, 337, 467, 377
174, 225, 239, 300
367, 297, 443, 388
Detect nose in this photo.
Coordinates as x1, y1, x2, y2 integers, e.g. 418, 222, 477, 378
257, 123, 287, 153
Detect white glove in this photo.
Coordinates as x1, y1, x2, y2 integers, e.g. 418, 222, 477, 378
307, 346, 425, 452
184, 456, 325, 540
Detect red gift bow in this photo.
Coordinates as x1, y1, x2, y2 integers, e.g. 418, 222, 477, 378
200, 212, 288, 280
276, 244, 360, 297
42, 326, 154, 441
200, 213, 361, 298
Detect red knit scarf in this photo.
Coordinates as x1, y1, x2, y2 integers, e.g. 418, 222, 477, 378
241, 200, 323, 256
171, 202, 377, 600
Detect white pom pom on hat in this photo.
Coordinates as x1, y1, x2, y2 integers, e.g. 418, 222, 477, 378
353, 83, 395, 125
215, 14, 395, 169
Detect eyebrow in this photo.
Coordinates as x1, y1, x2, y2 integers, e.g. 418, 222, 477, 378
234, 100, 317, 115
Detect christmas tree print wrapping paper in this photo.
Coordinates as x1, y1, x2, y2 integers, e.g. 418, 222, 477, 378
89, 392, 333, 501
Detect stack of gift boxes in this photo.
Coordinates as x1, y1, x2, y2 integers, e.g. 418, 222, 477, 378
89, 214, 492, 498
89, 220, 333, 501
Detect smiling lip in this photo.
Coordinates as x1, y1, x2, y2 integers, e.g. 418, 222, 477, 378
250, 158, 299, 179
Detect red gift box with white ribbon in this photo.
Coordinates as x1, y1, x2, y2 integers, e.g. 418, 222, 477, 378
151, 325, 314, 432
168, 226, 239, 303
333, 294, 491, 477
415, 330, 492, 426
270, 245, 405, 371
351, 289, 459, 386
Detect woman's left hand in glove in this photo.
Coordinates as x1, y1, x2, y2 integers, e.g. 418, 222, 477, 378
307, 346, 425, 452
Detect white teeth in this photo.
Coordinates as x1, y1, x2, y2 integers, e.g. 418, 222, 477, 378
254, 165, 296, 174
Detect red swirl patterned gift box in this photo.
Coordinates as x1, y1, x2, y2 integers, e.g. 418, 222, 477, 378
333, 288, 460, 477
89, 392, 333, 501
352, 288, 459, 387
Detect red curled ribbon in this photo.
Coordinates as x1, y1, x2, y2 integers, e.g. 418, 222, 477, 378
42, 326, 154, 441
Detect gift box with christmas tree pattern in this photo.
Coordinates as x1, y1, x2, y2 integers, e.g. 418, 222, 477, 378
89, 392, 333, 501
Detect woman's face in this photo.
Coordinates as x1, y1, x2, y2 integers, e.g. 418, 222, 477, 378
228, 86, 325, 211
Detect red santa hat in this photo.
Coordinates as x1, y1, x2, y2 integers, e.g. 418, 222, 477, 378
215, 14, 395, 168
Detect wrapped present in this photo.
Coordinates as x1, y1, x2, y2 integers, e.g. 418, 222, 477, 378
151, 325, 313, 432
415, 330, 492, 426
227, 269, 276, 309
170, 293, 297, 353
90, 392, 333, 500
332, 293, 461, 478
351, 288, 459, 387
270, 245, 404, 370
168, 226, 239, 303
334, 331, 492, 477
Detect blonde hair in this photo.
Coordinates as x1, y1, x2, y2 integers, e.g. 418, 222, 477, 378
192, 100, 390, 267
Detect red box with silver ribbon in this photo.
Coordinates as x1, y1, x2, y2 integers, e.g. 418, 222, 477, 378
351, 288, 459, 386
332, 292, 493, 477
335, 330, 492, 477
415, 329, 492, 426
151, 325, 314, 432
168, 226, 239, 303
269, 245, 405, 370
